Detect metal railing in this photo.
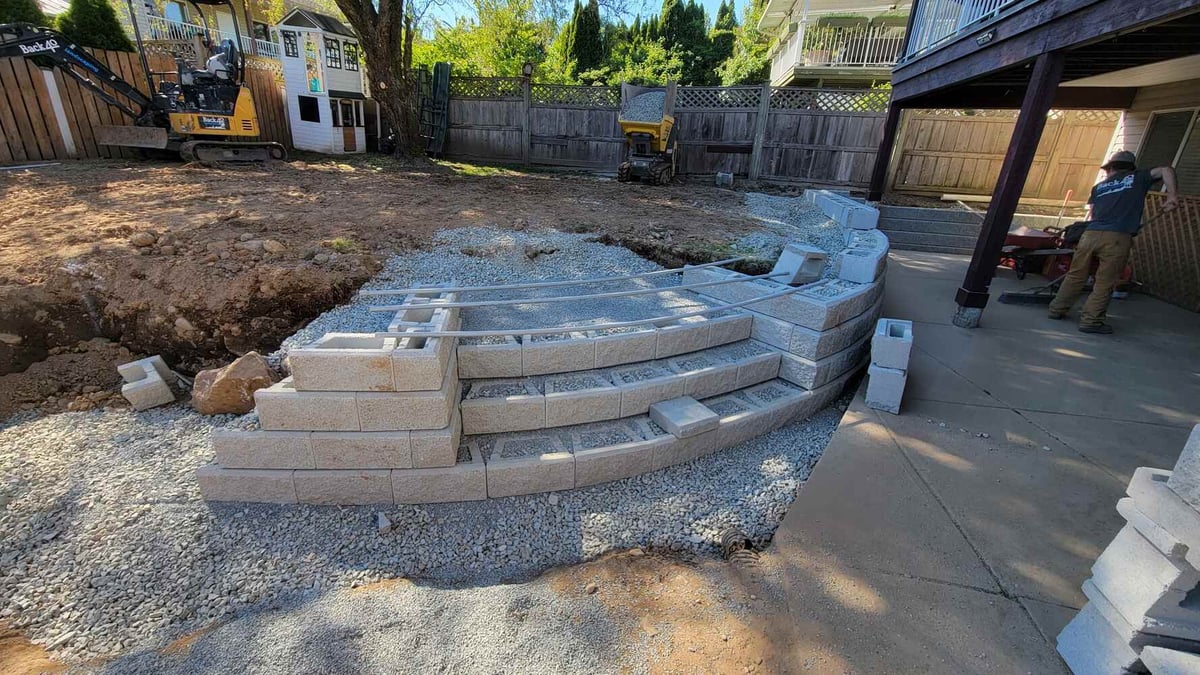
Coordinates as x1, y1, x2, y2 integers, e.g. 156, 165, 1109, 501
771, 22, 907, 82
144, 15, 280, 59
904, 0, 1027, 59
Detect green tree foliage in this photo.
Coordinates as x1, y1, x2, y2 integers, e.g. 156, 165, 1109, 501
717, 0, 770, 85
414, 0, 553, 77
709, 0, 736, 67
569, 0, 603, 73
0, 0, 49, 26
57, 0, 134, 51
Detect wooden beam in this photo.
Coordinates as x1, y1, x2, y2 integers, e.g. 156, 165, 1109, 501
954, 52, 1066, 328
892, 0, 1200, 103
906, 86, 1137, 110
868, 102, 903, 202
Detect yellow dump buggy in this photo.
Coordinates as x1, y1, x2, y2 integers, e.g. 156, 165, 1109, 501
617, 82, 678, 185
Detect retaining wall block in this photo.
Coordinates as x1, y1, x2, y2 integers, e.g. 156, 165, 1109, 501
392, 443, 486, 504
196, 465, 297, 503
213, 429, 315, 469
788, 296, 883, 360
654, 316, 711, 358
575, 436, 664, 487
866, 363, 907, 415
457, 335, 522, 379
355, 354, 457, 432
651, 428, 718, 470
289, 334, 399, 392
461, 379, 545, 435
771, 243, 828, 285
310, 430, 412, 469
256, 379, 359, 432
779, 333, 870, 390
411, 405, 462, 469
649, 396, 719, 438
294, 469, 394, 505
391, 334, 453, 392
482, 434, 575, 498
670, 355, 738, 400
705, 312, 753, 347
544, 376, 621, 428
836, 248, 887, 284
119, 356, 175, 411
1129, 468, 1200, 572
1089, 524, 1200, 641
522, 331, 596, 376
1056, 602, 1142, 674
872, 318, 914, 371
590, 327, 657, 369
735, 352, 781, 389
1167, 425, 1200, 511
614, 370, 686, 417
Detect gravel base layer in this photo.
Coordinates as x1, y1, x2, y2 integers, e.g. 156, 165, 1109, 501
741, 192, 847, 275
1, 217, 850, 668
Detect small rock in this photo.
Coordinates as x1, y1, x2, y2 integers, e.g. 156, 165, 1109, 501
262, 240, 286, 254
191, 352, 279, 415
160, 245, 176, 256
129, 232, 156, 247
547, 494, 559, 506
1042, 446, 1051, 452
584, 582, 598, 595
376, 512, 392, 534
236, 240, 265, 253
978, 433, 990, 439
239, 233, 255, 241
313, 253, 330, 264
629, 548, 645, 556
0, 333, 22, 345
174, 317, 195, 335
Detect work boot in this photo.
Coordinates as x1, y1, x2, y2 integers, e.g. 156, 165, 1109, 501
1048, 311, 1066, 320
1079, 323, 1114, 334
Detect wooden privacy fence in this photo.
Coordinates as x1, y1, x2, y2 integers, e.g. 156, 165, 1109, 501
1135, 192, 1200, 312
890, 109, 1121, 201
444, 77, 1120, 195
0, 48, 291, 163
446, 78, 890, 186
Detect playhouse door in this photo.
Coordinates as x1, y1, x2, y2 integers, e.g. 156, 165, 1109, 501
342, 126, 357, 152
341, 100, 357, 151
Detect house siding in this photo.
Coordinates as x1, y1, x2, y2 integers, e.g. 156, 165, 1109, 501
1110, 78, 1200, 155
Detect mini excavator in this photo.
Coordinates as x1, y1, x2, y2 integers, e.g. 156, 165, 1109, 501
0, 0, 285, 162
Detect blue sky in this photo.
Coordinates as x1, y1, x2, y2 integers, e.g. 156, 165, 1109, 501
422, 0, 751, 29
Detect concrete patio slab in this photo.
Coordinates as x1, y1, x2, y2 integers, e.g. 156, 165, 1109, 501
1020, 411, 1194, 485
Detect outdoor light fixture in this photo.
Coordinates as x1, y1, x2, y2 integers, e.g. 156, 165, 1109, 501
523, 61, 534, 77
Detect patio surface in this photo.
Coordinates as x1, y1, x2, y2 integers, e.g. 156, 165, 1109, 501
764, 250, 1200, 673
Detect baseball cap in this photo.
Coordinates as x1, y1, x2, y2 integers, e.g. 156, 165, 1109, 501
1102, 150, 1136, 169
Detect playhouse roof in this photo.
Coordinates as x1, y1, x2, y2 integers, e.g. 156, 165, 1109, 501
279, 8, 356, 39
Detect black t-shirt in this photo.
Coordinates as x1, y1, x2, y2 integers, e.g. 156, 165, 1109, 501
1087, 169, 1154, 235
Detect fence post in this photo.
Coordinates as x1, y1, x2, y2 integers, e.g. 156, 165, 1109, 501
749, 81, 771, 181
522, 76, 531, 167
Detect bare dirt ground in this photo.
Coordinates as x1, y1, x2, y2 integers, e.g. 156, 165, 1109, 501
0, 156, 767, 419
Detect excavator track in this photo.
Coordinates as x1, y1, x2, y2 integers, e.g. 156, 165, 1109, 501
179, 140, 287, 163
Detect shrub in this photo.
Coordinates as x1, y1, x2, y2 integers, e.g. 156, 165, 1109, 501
57, 0, 134, 51
0, 0, 50, 25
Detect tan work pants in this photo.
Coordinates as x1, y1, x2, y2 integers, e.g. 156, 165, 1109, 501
1048, 230, 1132, 326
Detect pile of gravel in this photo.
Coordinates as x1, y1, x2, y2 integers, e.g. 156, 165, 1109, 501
0, 226, 850, 665
739, 192, 847, 272
620, 91, 666, 123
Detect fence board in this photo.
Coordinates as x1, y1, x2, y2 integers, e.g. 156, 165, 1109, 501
0, 59, 37, 161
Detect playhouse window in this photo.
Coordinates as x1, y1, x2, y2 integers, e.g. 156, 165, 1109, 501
281, 30, 298, 58
325, 38, 342, 69
343, 42, 360, 71
298, 95, 320, 123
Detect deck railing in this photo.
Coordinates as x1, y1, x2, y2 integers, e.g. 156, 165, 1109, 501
903, 0, 1029, 59
145, 15, 280, 60
770, 23, 907, 83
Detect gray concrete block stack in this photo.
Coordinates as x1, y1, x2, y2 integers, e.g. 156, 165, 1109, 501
866, 318, 913, 415
1057, 425, 1200, 673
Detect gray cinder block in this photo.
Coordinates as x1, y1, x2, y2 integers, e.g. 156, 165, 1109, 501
866, 363, 906, 415
872, 318, 914, 371
649, 397, 719, 438
771, 243, 827, 286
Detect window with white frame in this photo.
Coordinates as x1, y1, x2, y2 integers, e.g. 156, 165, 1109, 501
324, 37, 342, 69
1139, 108, 1199, 195
281, 30, 298, 58
343, 41, 360, 71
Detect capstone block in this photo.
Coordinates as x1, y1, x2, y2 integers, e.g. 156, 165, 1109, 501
213, 429, 314, 469
872, 318, 914, 371
544, 375, 621, 427
1142, 646, 1200, 675
1167, 425, 1200, 511
461, 379, 544, 435
590, 327, 657, 368
866, 363, 906, 415
392, 443, 485, 503
457, 335, 523, 379
294, 469, 394, 505
256, 379, 359, 432
522, 331, 596, 375
310, 430, 411, 469
289, 334, 398, 392
650, 397, 719, 438
196, 464, 296, 503
654, 317, 711, 358
771, 243, 827, 285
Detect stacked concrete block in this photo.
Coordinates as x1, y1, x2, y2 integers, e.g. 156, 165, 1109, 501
119, 356, 176, 411
650, 397, 719, 438
461, 379, 544, 435
1057, 427, 1200, 673
835, 230, 890, 284
865, 318, 912, 415
522, 331, 596, 376
458, 335, 522, 378
809, 189, 879, 230
771, 243, 828, 285
685, 266, 884, 332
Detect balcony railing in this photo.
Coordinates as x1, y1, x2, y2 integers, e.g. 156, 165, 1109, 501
145, 15, 280, 60
904, 0, 1026, 59
771, 23, 907, 83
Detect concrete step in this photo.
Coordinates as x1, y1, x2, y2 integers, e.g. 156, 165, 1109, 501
459, 339, 781, 435
878, 205, 984, 224
879, 217, 982, 237
888, 243, 976, 256
196, 369, 858, 505
879, 230, 979, 251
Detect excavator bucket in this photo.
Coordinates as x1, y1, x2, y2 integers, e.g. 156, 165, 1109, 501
94, 125, 169, 149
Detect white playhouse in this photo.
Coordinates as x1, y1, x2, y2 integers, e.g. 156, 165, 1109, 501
275, 8, 367, 154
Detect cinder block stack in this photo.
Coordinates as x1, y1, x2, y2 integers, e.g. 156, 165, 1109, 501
1057, 425, 1200, 673
865, 318, 912, 415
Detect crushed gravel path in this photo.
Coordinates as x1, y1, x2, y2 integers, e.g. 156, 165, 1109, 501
0, 212, 849, 669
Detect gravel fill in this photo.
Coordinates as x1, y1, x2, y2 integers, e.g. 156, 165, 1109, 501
545, 374, 610, 393
741, 193, 847, 276
0, 226, 849, 668
620, 91, 666, 122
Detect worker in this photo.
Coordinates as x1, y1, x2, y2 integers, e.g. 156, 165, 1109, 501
1047, 150, 1178, 334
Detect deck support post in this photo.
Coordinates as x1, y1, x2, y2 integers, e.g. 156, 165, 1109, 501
953, 52, 1065, 328
867, 101, 903, 202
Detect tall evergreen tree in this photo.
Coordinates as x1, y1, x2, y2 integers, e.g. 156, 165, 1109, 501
717, 0, 770, 84
570, 0, 603, 74
57, 0, 134, 51
0, 0, 49, 25
710, 0, 737, 64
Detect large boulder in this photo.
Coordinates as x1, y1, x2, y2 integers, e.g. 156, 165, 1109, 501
191, 352, 278, 415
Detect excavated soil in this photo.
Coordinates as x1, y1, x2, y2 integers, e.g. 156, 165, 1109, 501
0, 156, 763, 420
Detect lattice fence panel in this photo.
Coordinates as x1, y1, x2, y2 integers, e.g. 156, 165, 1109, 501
531, 84, 619, 107
676, 86, 762, 109
450, 77, 525, 99
915, 109, 1019, 117
1074, 109, 1123, 123
769, 87, 889, 112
